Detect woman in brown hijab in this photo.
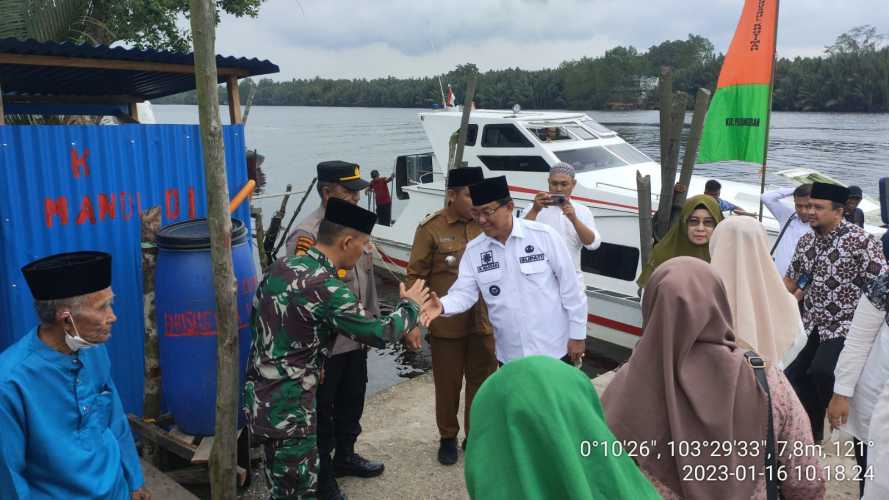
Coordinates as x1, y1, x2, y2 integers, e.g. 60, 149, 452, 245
602, 257, 825, 500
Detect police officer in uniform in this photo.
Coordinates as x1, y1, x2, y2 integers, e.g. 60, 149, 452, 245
421, 176, 588, 365
247, 199, 425, 499
284, 161, 385, 499
405, 167, 497, 465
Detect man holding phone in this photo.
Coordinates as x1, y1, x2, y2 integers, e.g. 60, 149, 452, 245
521, 162, 600, 286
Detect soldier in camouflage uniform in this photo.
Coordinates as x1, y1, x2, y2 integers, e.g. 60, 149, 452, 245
246, 199, 426, 499
285, 161, 389, 499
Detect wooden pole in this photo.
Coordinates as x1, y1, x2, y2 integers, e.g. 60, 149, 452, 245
636, 171, 653, 284
657, 67, 672, 170
242, 86, 257, 125
673, 89, 711, 211
451, 76, 477, 171
226, 76, 242, 125
141, 206, 162, 465
0, 83, 5, 125
129, 102, 140, 123
188, 1, 239, 498
759, 0, 782, 222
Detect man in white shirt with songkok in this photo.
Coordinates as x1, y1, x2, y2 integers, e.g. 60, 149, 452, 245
420, 176, 588, 365
520, 162, 600, 287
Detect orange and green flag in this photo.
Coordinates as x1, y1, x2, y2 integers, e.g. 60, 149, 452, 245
698, 0, 779, 164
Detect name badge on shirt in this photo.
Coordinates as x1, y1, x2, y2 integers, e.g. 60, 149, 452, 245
477, 250, 500, 273
519, 253, 545, 264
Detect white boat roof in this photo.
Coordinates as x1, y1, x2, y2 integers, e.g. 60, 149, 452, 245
419, 108, 589, 123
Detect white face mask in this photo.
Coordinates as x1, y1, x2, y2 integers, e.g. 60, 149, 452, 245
64, 314, 97, 351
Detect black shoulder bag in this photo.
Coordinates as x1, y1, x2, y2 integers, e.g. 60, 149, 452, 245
745, 351, 779, 500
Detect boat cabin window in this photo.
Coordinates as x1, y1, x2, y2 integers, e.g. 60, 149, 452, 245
565, 125, 597, 140
580, 117, 617, 137
606, 143, 653, 164
394, 153, 434, 200
555, 147, 627, 171
465, 124, 478, 146
478, 155, 550, 172
528, 126, 573, 143
581, 243, 640, 281
481, 124, 533, 148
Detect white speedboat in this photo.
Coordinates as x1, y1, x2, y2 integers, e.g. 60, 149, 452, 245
371, 108, 887, 350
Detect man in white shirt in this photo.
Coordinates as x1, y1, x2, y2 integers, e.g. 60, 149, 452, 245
420, 176, 588, 365
761, 183, 813, 276
520, 162, 600, 286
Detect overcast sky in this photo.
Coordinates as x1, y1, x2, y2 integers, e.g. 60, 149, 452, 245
209, 0, 889, 81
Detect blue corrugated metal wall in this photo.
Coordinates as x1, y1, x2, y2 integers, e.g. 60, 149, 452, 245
0, 124, 251, 414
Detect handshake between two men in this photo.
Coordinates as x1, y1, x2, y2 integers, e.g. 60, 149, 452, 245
397, 279, 446, 350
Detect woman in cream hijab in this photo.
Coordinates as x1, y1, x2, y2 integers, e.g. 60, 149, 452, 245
708, 216, 807, 367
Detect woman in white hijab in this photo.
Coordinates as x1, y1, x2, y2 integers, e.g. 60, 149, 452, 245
709, 216, 807, 367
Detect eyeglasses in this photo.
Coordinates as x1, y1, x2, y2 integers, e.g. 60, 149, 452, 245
471, 202, 507, 219
686, 217, 717, 228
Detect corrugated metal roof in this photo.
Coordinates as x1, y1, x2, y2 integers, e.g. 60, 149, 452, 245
0, 38, 279, 101
0, 123, 252, 414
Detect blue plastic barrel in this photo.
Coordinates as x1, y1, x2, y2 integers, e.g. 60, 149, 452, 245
155, 218, 257, 436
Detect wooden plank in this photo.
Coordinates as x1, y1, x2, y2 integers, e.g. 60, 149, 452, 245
226, 75, 242, 124
168, 427, 197, 446
140, 459, 200, 500
164, 465, 209, 485
191, 436, 213, 464
0, 53, 248, 77
128, 415, 197, 461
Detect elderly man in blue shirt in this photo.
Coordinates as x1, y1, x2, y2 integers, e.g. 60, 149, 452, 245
0, 251, 148, 499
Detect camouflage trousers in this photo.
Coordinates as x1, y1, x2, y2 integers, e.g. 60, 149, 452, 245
262, 435, 319, 499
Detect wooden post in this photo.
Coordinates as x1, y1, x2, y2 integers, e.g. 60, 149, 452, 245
673, 89, 711, 212
658, 67, 672, 170
141, 206, 162, 465
451, 76, 477, 173
129, 102, 140, 123
188, 1, 239, 498
0, 83, 5, 125
226, 76, 242, 125
636, 171, 653, 284
654, 91, 688, 239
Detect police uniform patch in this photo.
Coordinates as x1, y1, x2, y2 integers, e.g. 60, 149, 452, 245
489, 285, 501, 296
525, 245, 534, 253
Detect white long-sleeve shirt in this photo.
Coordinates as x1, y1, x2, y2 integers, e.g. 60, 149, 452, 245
439, 217, 588, 363
519, 201, 601, 287
761, 187, 812, 277
833, 298, 889, 441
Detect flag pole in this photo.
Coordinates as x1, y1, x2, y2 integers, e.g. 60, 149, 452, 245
758, 0, 781, 222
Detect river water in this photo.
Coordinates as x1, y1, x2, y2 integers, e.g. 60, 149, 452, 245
153, 105, 889, 392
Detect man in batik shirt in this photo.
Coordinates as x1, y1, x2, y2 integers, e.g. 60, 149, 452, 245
785, 182, 887, 442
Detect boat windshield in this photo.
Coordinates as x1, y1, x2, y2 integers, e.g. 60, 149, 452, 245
580, 117, 617, 137
606, 143, 653, 164
527, 125, 573, 142
555, 146, 627, 171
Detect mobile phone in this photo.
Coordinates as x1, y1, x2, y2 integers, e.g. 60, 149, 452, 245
545, 194, 567, 206
796, 273, 812, 290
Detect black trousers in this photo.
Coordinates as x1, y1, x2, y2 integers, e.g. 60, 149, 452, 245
376, 203, 392, 226
317, 349, 367, 463
854, 438, 868, 498
784, 330, 845, 442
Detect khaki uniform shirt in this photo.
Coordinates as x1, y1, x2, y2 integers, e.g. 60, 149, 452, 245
406, 209, 492, 338
286, 206, 380, 355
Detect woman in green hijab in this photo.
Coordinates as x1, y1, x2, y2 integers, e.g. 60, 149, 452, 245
636, 194, 724, 288
464, 356, 661, 500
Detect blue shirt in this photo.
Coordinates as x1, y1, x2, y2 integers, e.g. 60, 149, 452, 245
0, 328, 144, 499
717, 198, 738, 212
